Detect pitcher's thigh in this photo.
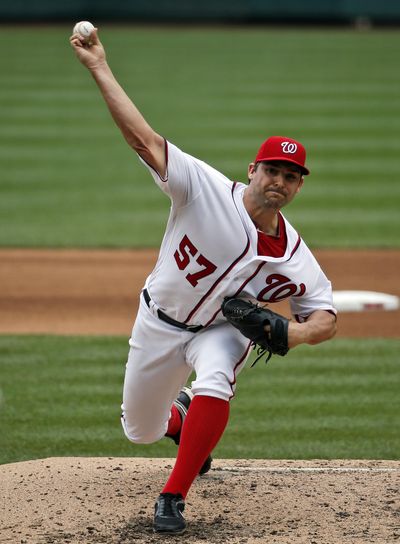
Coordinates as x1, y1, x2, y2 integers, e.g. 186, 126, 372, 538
186, 324, 251, 401
121, 304, 191, 444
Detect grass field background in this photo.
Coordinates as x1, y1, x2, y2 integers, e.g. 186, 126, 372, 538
0, 26, 399, 465
1, 335, 399, 465
0, 26, 399, 248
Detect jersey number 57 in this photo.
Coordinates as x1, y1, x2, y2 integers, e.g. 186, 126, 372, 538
174, 235, 217, 287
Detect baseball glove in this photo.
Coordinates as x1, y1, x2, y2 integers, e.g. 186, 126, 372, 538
221, 297, 289, 365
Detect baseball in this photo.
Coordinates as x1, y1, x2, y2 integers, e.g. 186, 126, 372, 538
73, 21, 95, 43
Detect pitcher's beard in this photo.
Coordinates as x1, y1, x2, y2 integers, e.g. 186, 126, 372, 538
264, 195, 284, 210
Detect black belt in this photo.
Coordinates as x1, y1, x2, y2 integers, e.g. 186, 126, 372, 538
143, 289, 203, 333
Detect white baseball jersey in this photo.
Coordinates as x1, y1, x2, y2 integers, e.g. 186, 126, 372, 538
140, 141, 335, 325
121, 140, 335, 444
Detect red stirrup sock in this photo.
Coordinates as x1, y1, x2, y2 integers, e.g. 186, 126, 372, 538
165, 404, 182, 438
162, 395, 230, 498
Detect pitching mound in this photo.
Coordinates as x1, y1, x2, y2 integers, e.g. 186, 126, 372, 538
1, 458, 399, 543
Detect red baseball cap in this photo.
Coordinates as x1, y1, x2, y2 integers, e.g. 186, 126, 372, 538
254, 136, 310, 175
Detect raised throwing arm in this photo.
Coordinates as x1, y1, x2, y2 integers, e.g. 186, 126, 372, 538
70, 27, 166, 176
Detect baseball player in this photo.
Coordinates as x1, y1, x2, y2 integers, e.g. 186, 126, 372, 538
70, 28, 337, 535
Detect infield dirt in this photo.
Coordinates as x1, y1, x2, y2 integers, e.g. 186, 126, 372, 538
0, 248, 399, 336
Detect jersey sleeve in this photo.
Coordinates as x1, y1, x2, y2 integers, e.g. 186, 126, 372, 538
289, 255, 337, 322
137, 140, 202, 208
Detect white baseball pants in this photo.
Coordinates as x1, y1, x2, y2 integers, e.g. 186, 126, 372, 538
121, 292, 251, 444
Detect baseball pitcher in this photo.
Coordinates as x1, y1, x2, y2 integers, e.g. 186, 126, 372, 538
70, 26, 337, 535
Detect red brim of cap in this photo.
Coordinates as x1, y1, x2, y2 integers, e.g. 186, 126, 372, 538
257, 156, 310, 176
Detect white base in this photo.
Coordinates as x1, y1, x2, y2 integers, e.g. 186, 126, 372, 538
333, 290, 399, 312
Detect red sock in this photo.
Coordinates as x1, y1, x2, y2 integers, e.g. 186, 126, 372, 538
162, 395, 229, 498
165, 404, 182, 438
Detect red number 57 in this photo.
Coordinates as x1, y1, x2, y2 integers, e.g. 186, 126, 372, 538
174, 235, 217, 287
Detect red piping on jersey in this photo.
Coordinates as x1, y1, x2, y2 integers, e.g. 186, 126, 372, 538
234, 261, 267, 296
203, 260, 267, 328
228, 341, 253, 400
289, 235, 302, 259
139, 138, 169, 182
184, 235, 251, 323
183, 182, 251, 324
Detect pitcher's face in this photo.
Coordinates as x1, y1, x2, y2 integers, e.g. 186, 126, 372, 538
247, 161, 304, 210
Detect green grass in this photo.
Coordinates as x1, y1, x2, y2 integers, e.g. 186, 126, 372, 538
1, 335, 399, 465
0, 26, 399, 248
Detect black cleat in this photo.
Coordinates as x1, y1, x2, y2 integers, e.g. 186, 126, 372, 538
154, 493, 186, 534
169, 387, 213, 475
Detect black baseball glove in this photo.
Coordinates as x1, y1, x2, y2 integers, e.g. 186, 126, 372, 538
221, 297, 289, 365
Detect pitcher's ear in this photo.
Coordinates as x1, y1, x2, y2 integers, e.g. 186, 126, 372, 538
248, 162, 256, 177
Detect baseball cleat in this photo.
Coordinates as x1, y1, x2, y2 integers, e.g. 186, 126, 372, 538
170, 387, 213, 475
173, 386, 194, 437
154, 492, 186, 534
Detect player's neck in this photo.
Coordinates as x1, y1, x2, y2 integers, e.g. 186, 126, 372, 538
251, 210, 280, 236
243, 187, 280, 236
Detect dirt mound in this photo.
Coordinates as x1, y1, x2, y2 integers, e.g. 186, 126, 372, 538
1, 457, 399, 543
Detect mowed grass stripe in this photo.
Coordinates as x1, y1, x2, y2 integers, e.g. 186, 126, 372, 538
1, 27, 399, 247
2, 93, 399, 113
0, 335, 399, 464
3, 79, 399, 96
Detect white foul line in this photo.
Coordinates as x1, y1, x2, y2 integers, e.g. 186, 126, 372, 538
218, 466, 399, 474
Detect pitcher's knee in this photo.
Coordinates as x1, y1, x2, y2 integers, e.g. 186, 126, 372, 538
120, 413, 166, 444
191, 370, 233, 402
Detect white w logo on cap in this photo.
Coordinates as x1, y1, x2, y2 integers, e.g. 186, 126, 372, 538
281, 142, 297, 154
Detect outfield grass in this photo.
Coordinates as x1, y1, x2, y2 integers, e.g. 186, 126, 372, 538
1, 335, 399, 465
0, 26, 399, 248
